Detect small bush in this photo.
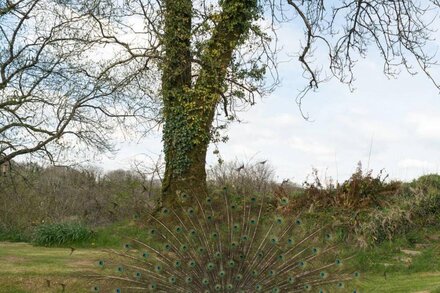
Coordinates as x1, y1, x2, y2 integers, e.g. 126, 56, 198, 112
0, 227, 30, 242
355, 205, 412, 245
355, 178, 440, 246
412, 174, 440, 191
32, 222, 93, 246
299, 162, 401, 210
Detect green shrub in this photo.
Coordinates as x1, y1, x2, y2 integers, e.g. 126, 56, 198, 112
354, 174, 440, 246
0, 227, 30, 242
32, 222, 93, 246
403, 174, 440, 227
354, 205, 410, 245
412, 174, 440, 191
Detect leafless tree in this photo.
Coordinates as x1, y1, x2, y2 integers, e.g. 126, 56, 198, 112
0, 0, 161, 165
283, 0, 440, 115
131, 154, 164, 198
208, 160, 276, 195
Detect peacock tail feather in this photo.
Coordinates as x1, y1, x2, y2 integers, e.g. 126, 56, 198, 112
91, 188, 361, 292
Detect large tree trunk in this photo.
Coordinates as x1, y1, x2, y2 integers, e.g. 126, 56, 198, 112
161, 89, 216, 205
162, 124, 210, 204
161, 0, 258, 205
161, 0, 198, 205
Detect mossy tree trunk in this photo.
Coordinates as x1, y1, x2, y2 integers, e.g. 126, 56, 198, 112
161, 0, 258, 205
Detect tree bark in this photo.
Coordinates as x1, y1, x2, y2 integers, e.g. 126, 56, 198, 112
161, 0, 196, 205
162, 133, 210, 205
161, 0, 258, 206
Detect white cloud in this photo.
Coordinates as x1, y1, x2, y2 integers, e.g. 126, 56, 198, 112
398, 159, 436, 169
268, 113, 299, 127
407, 113, 440, 141
337, 115, 403, 142
288, 137, 333, 156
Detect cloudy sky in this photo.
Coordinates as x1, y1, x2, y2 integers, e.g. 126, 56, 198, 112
100, 21, 440, 184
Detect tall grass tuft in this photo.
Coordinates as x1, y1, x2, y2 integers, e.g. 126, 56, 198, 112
32, 222, 93, 246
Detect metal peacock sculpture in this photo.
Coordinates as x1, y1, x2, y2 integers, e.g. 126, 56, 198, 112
91, 188, 360, 292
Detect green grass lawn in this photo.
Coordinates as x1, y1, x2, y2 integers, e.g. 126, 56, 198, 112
358, 272, 440, 293
0, 242, 439, 292
0, 242, 105, 293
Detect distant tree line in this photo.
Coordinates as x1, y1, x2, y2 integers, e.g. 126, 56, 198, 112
0, 159, 280, 238
0, 162, 161, 236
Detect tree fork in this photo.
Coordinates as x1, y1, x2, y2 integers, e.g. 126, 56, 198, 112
161, 0, 259, 205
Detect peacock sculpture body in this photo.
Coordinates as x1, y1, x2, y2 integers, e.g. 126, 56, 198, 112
93, 188, 360, 292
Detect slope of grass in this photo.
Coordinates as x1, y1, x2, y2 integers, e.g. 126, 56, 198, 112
352, 235, 440, 274
359, 272, 440, 292
86, 220, 150, 249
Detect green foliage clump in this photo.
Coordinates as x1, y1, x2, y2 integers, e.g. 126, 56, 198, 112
0, 227, 30, 242
405, 174, 440, 206
348, 173, 440, 246
411, 174, 440, 190
408, 174, 440, 224
32, 222, 93, 247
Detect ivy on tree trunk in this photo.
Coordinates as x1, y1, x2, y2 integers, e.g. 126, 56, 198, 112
161, 0, 258, 205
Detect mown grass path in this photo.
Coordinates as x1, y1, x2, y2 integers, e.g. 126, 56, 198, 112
0, 242, 439, 292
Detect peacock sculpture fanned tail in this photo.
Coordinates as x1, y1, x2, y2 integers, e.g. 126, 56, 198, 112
91, 188, 360, 292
